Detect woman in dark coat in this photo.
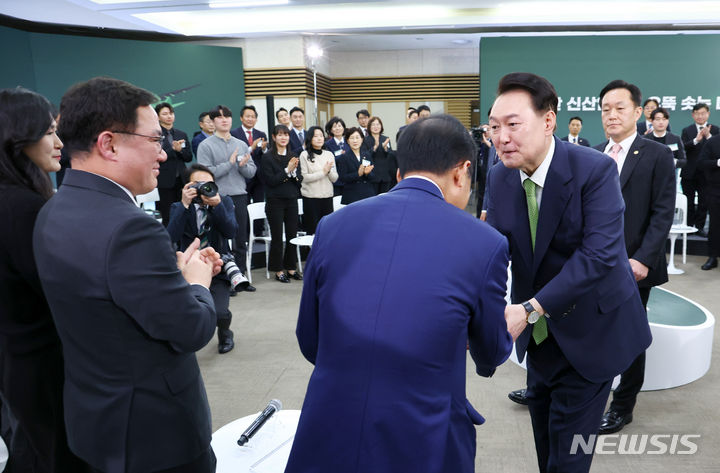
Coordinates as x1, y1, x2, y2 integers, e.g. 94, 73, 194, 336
259, 124, 303, 282
0, 87, 88, 471
363, 116, 397, 193
336, 127, 377, 205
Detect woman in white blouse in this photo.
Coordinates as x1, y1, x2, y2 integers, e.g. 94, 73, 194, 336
299, 126, 338, 234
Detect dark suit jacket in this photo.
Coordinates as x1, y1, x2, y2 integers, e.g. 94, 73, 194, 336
643, 131, 687, 168
594, 136, 676, 288
681, 123, 720, 179
362, 134, 396, 183
336, 149, 377, 204
289, 128, 306, 156
166, 196, 237, 255
259, 151, 303, 199
158, 127, 192, 189
560, 135, 590, 147
637, 121, 671, 135
698, 134, 720, 196
230, 127, 268, 171
487, 138, 651, 382
286, 177, 513, 473
323, 137, 351, 157
33, 170, 216, 473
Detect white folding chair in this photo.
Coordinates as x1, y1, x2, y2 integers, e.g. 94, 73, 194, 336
136, 188, 161, 222
674, 193, 693, 263
247, 202, 272, 281
332, 195, 344, 211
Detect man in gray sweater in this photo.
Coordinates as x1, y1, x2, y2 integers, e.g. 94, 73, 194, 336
198, 105, 257, 291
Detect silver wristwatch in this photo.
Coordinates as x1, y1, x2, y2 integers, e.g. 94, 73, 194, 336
522, 301, 541, 324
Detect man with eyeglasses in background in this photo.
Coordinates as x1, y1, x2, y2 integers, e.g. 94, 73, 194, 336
34, 77, 221, 473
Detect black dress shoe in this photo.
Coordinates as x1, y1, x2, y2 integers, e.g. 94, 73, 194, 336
275, 273, 290, 283
508, 388, 529, 405
598, 410, 633, 435
701, 257, 718, 270
289, 271, 303, 281
218, 330, 235, 354
229, 289, 237, 297
244, 284, 256, 292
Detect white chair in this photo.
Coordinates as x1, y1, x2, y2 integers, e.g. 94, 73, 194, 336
332, 195, 344, 211
136, 188, 161, 222
668, 193, 697, 274
247, 202, 271, 281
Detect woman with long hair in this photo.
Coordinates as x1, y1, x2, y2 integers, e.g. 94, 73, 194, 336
363, 116, 396, 193
0, 87, 87, 471
336, 127, 377, 205
299, 126, 338, 235
259, 124, 303, 283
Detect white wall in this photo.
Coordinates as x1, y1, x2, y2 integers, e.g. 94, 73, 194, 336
329, 48, 479, 77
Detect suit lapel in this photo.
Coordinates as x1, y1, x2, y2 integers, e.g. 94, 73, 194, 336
533, 139, 572, 274
505, 169, 534, 269
619, 136, 644, 189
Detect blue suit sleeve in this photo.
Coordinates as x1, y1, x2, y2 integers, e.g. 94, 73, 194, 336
107, 215, 216, 353
469, 236, 513, 377
166, 202, 192, 245
210, 196, 238, 239
534, 158, 626, 317
296, 218, 324, 364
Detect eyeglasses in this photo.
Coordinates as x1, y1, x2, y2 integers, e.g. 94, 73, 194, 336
112, 130, 164, 152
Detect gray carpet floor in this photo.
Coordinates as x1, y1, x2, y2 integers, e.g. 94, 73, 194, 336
198, 252, 720, 472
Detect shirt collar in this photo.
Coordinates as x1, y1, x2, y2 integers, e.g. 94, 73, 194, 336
606, 132, 637, 154
697, 122, 708, 130
242, 126, 253, 133
519, 138, 555, 188
87, 172, 139, 207
652, 130, 667, 138
402, 175, 444, 199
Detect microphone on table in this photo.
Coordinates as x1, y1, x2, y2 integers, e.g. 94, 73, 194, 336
237, 399, 282, 446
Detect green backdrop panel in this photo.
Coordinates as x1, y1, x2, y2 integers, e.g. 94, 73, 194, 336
480, 34, 720, 146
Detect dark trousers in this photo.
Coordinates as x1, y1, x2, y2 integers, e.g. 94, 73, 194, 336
209, 278, 232, 340
375, 181, 393, 194
707, 192, 720, 257
608, 286, 651, 415
158, 180, 183, 227
301, 196, 333, 235
229, 194, 249, 274
682, 175, 708, 229
526, 333, 612, 473
265, 197, 298, 272
90, 446, 216, 473
1, 345, 89, 473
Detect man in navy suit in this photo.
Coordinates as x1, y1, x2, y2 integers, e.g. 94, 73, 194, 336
167, 163, 238, 354
681, 103, 720, 236
231, 105, 268, 235
156, 102, 193, 226
593, 80, 676, 435
486, 73, 651, 473
288, 106, 306, 155
285, 115, 513, 473
560, 116, 590, 146
33, 77, 221, 473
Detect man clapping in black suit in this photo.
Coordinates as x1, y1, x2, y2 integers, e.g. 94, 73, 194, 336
681, 103, 720, 236
156, 102, 193, 226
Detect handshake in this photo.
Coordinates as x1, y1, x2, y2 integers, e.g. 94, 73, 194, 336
176, 238, 223, 289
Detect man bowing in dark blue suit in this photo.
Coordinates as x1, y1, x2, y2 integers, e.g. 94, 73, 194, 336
486, 73, 651, 473
285, 115, 513, 473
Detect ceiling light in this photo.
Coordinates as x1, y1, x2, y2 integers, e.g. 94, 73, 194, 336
451, 39, 470, 44
307, 45, 323, 59
209, 0, 289, 8
89, 0, 168, 3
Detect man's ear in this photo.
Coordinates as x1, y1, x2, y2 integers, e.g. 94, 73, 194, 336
97, 131, 118, 161
396, 169, 403, 183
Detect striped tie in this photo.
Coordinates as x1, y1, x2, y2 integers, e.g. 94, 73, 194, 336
198, 206, 209, 249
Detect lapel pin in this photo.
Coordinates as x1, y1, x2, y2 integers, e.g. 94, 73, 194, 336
633, 150, 639, 155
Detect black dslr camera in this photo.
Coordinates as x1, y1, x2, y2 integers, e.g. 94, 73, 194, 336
190, 181, 219, 204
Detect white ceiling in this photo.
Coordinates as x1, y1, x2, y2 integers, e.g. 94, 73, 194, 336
3, 0, 720, 50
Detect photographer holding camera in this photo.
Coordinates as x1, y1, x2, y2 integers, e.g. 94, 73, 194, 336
167, 163, 240, 354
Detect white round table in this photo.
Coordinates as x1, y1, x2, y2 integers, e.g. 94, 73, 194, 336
667, 224, 697, 274
211, 409, 300, 473
290, 235, 315, 273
